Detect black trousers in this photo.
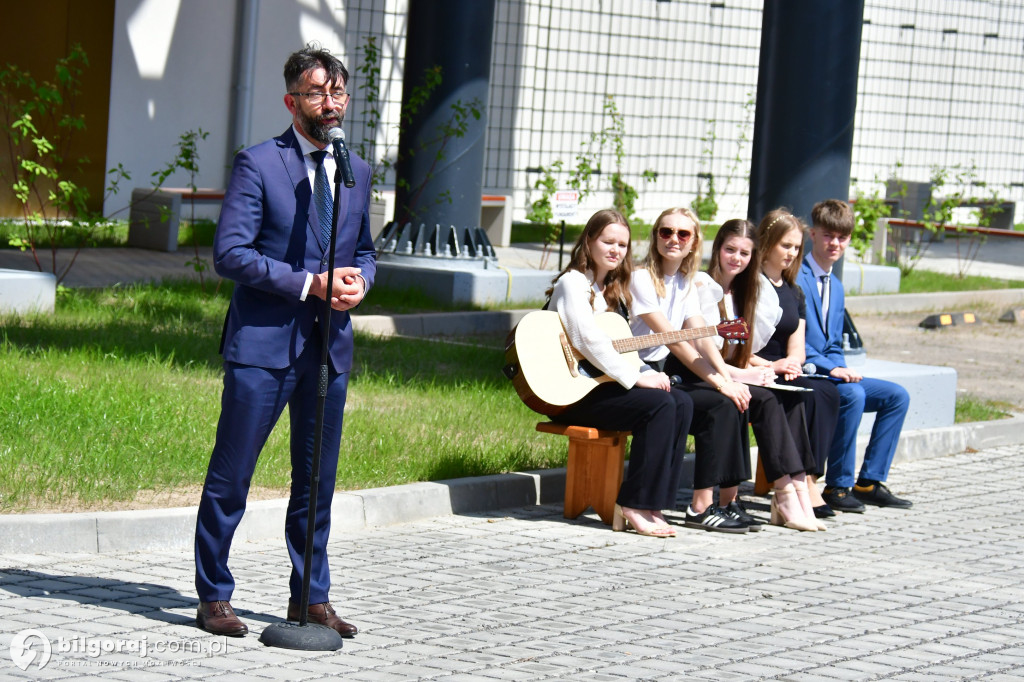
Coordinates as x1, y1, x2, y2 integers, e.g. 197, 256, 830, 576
774, 376, 841, 477
748, 386, 816, 481
553, 382, 693, 511
664, 356, 751, 490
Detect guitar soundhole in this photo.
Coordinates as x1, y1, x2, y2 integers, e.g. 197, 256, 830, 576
577, 360, 606, 380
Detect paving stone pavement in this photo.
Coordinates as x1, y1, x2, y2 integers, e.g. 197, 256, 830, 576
2, 446, 1024, 680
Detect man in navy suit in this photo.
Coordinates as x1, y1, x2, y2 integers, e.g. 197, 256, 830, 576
194, 45, 376, 638
798, 199, 911, 514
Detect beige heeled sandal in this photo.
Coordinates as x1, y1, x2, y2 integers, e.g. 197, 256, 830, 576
792, 481, 827, 531
613, 504, 676, 537
770, 487, 819, 532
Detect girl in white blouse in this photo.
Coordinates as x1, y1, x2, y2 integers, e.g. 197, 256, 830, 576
629, 208, 761, 534
547, 209, 694, 537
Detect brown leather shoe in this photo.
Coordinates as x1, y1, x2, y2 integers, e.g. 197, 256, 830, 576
197, 600, 248, 637
287, 601, 357, 638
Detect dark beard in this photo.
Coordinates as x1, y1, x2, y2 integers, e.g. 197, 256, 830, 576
298, 109, 342, 145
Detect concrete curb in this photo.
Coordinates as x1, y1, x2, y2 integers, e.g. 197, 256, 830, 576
845, 288, 1024, 315
1, 418, 1020, 555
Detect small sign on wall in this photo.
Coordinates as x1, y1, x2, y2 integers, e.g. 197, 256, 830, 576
552, 190, 580, 222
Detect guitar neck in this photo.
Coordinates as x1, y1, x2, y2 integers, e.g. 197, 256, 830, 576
611, 325, 716, 354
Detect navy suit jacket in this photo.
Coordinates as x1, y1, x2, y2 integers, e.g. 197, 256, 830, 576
797, 257, 846, 374
213, 127, 377, 372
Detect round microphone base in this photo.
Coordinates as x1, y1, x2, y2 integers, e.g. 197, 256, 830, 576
258, 622, 343, 651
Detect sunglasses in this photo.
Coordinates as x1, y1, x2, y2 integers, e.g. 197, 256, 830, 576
657, 227, 694, 242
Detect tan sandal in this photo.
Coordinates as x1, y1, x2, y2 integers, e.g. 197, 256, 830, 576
770, 486, 819, 532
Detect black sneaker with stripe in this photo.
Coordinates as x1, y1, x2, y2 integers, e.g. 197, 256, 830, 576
683, 505, 749, 534
722, 500, 762, 531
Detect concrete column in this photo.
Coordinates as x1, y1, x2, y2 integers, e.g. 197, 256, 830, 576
393, 0, 495, 230
227, 0, 260, 171
748, 0, 865, 276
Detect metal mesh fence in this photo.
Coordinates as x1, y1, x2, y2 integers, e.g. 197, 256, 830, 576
485, 0, 764, 222
341, 0, 1024, 224
854, 1, 1024, 209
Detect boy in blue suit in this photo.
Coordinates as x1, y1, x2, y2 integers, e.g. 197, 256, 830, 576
194, 45, 376, 638
798, 199, 911, 513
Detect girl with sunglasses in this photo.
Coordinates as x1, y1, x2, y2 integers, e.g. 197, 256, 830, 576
627, 208, 759, 534
546, 209, 694, 537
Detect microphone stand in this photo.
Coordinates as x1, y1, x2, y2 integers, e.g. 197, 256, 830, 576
259, 149, 347, 652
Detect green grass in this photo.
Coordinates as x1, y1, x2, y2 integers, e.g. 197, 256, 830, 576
177, 219, 217, 247
954, 394, 1014, 423
0, 281, 561, 511
0, 219, 217, 249
896, 269, 1024, 294
510, 220, 653, 245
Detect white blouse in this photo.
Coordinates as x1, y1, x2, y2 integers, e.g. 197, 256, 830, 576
628, 268, 702, 363
693, 271, 782, 354
549, 269, 647, 389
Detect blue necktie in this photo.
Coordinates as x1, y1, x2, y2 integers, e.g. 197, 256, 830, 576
820, 274, 830, 329
312, 150, 333, 250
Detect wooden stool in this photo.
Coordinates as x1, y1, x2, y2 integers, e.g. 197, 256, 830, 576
754, 454, 770, 496
536, 422, 629, 525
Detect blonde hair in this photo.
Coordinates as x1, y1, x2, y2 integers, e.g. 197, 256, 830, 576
641, 207, 702, 299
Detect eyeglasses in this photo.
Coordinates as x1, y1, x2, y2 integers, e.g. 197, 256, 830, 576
289, 91, 350, 106
657, 227, 694, 242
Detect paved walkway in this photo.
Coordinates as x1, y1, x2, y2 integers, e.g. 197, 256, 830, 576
2, 444, 1024, 679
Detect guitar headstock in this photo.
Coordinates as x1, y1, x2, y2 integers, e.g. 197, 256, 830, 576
717, 318, 750, 340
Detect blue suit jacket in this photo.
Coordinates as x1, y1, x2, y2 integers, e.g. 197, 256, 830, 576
797, 257, 846, 374
213, 127, 377, 372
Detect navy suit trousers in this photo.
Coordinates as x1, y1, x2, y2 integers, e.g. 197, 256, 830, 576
827, 377, 909, 488
195, 333, 349, 604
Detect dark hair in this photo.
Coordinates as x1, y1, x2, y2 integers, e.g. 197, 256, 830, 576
284, 43, 348, 91
811, 198, 854, 237
756, 208, 804, 286
641, 207, 702, 299
546, 209, 633, 311
707, 218, 759, 367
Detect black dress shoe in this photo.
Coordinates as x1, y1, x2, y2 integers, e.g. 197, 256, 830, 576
813, 504, 836, 518
822, 487, 866, 513
853, 482, 912, 508
723, 500, 762, 531
288, 601, 358, 638
197, 601, 248, 637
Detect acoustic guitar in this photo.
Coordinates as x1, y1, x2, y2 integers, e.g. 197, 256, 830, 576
503, 310, 749, 416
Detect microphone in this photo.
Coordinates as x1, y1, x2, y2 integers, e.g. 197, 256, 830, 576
801, 362, 840, 381
327, 127, 356, 188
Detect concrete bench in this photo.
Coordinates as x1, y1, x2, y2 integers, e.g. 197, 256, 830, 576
536, 422, 628, 525
0, 269, 56, 314
127, 188, 225, 252
481, 194, 512, 247
752, 356, 956, 493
